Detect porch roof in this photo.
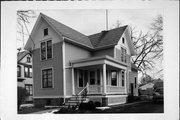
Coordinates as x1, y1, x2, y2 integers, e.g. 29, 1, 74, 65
71, 55, 128, 69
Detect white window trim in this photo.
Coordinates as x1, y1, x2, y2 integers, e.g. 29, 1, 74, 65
40, 39, 53, 61
41, 67, 54, 89
110, 70, 119, 87
43, 28, 49, 37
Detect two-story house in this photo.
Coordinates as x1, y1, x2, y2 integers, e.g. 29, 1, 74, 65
25, 13, 138, 107
17, 51, 33, 102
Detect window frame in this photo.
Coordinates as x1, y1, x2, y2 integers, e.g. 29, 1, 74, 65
41, 67, 54, 88
43, 28, 48, 36
24, 66, 32, 78
17, 65, 21, 77
121, 47, 127, 63
122, 37, 125, 44
89, 70, 96, 85
111, 70, 118, 86
25, 84, 33, 96
27, 56, 31, 63
40, 40, 53, 61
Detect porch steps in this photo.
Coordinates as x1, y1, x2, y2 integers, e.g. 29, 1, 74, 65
65, 95, 89, 107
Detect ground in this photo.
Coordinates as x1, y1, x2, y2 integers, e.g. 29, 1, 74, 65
23, 101, 163, 114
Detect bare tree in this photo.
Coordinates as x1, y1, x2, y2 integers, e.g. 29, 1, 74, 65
131, 14, 163, 75
17, 10, 36, 52
112, 15, 163, 75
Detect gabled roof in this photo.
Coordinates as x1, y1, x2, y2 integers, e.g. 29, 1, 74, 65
17, 51, 30, 63
41, 13, 93, 48
88, 26, 128, 48
25, 13, 135, 55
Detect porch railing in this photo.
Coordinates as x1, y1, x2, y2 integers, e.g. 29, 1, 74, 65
106, 85, 125, 94
88, 85, 102, 94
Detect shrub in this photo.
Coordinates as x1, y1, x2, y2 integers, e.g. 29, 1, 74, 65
18, 86, 28, 110
79, 101, 95, 110
94, 101, 101, 107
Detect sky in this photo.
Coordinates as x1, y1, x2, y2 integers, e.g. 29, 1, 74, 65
17, 9, 163, 79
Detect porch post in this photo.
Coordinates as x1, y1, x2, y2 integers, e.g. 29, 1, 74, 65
72, 67, 75, 95
103, 64, 107, 94
124, 70, 127, 94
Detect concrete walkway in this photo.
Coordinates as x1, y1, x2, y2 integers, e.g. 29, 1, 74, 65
31, 108, 60, 114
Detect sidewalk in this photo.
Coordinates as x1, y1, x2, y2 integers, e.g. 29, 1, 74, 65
32, 108, 59, 114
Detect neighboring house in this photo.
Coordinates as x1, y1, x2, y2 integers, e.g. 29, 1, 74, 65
139, 80, 163, 96
25, 13, 139, 107
17, 51, 33, 102
139, 82, 154, 96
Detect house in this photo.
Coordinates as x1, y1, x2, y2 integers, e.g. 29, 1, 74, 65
24, 13, 139, 107
17, 51, 33, 102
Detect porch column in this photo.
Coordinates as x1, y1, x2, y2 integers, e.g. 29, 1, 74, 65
72, 67, 75, 95
103, 64, 107, 94
124, 70, 127, 94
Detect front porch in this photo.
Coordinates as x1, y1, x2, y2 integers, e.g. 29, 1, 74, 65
71, 55, 128, 96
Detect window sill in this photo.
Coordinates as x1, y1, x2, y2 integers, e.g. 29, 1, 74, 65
40, 58, 53, 62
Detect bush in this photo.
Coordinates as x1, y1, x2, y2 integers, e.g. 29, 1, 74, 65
18, 86, 28, 110
94, 101, 101, 107
79, 101, 95, 110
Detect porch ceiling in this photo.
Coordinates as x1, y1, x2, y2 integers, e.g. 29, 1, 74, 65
71, 55, 127, 70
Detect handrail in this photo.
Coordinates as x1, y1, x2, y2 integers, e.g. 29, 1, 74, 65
78, 83, 89, 96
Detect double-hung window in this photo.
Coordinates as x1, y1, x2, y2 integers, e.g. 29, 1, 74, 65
111, 70, 117, 86
27, 57, 31, 63
25, 84, 33, 95
121, 47, 127, 63
41, 40, 52, 60
17, 66, 21, 77
24, 66, 32, 78
42, 68, 53, 88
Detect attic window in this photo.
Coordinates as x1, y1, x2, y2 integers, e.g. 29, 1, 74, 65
122, 37, 125, 44
44, 28, 48, 36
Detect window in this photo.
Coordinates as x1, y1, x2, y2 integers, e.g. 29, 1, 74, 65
42, 68, 53, 88
79, 70, 84, 87
24, 66, 32, 78
121, 47, 127, 63
17, 66, 21, 77
25, 84, 33, 95
47, 40, 52, 59
122, 37, 125, 44
27, 57, 31, 63
90, 71, 95, 85
41, 40, 52, 60
121, 71, 125, 86
135, 77, 137, 88
41, 42, 46, 60
44, 28, 48, 36
111, 70, 117, 86
97, 69, 100, 85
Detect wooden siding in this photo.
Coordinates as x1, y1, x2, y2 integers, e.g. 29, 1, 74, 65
33, 42, 63, 97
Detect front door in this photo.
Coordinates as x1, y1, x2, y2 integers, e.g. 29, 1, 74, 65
88, 69, 101, 94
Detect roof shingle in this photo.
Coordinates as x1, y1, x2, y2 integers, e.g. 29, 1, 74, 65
88, 25, 128, 48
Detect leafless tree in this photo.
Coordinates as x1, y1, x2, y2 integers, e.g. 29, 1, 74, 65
112, 15, 163, 75
17, 10, 36, 52
131, 14, 163, 75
